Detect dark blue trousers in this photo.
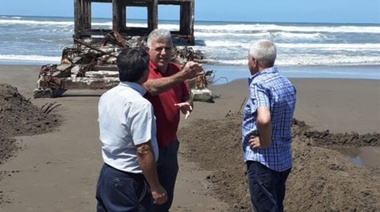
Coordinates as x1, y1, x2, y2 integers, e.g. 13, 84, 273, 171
246, 161, 291, 212
96, 163, 153, 212
152, 140, 179, 212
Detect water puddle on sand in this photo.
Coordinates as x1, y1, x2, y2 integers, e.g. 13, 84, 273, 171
335, 147, 380, 170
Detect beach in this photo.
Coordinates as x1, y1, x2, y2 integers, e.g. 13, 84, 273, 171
0, 65, 380, 211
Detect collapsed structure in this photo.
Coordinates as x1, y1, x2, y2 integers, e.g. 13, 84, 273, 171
33, 0, 214, 101
74, 0, 195, 44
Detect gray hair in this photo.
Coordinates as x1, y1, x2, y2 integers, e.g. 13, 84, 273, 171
147, 29, 173, 47
249, 39, 277, 67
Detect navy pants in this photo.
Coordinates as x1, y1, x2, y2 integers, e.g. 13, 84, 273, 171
153, 140, 179, 212
96, 163, 153, 212
246, 161, 291, 212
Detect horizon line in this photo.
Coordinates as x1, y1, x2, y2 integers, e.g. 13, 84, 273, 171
1, 14, 379, 25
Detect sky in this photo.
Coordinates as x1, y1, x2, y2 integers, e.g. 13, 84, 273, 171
0, 0, 379, 24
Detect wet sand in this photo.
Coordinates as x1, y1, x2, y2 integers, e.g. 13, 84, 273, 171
0, 65, 379, 211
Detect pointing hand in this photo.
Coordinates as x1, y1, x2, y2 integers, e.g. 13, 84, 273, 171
174, 102, 193, 119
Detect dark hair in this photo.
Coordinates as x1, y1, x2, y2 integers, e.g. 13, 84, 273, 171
116, 47, 149, 82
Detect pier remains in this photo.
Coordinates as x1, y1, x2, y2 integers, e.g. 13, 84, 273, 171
33, 0, 213, 102
74, 0, 194, 45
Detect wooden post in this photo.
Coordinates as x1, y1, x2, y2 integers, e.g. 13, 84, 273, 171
74, 0, 83, 38
179, 0, 194, 44
189, 0, 194, 43
148, 0, 158, 30
84, 0, 91, 31
112, 0, 126, 32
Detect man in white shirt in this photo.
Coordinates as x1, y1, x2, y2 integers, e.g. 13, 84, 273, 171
96, 47, 167, 211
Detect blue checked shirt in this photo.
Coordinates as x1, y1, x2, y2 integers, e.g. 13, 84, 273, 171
242, 66, 296, 172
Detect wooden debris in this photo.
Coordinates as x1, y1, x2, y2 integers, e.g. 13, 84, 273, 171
33, 32, 209, 98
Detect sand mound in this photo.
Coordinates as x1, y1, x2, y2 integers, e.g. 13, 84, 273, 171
0, 83, 62, 203
178, 115, 380, 211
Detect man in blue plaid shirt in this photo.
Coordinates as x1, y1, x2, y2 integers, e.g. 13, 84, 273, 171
242, 39, 297, 212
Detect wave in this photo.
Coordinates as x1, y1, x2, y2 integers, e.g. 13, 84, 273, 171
197, 40, 380, 51
0, 54, 61, 65
1, 16, 379, 69
195, 31, 270, 38
0, 19, 74, 26
213, 55, 380, 66
195, 24, 380, 34
2, 52, 378, 67
270, 32, 326, 39
276, 43, 380, 50
195, 31, 326, 40
2, 17, 380, 34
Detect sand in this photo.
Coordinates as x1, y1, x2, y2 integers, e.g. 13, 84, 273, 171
0, 65, 379, 211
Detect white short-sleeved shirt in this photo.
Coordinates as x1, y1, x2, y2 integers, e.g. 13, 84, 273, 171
98, 81, 158, 173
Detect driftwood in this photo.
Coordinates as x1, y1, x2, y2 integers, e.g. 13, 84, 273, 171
74, 38, 115, 57
103, 31, 128, 48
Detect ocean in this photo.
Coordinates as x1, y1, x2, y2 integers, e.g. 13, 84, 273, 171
1, 15, 379, 83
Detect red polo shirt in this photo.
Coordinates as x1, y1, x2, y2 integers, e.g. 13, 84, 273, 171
144, 61, 191, 148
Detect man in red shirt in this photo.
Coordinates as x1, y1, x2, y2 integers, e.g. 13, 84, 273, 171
143, 28, 204, 212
